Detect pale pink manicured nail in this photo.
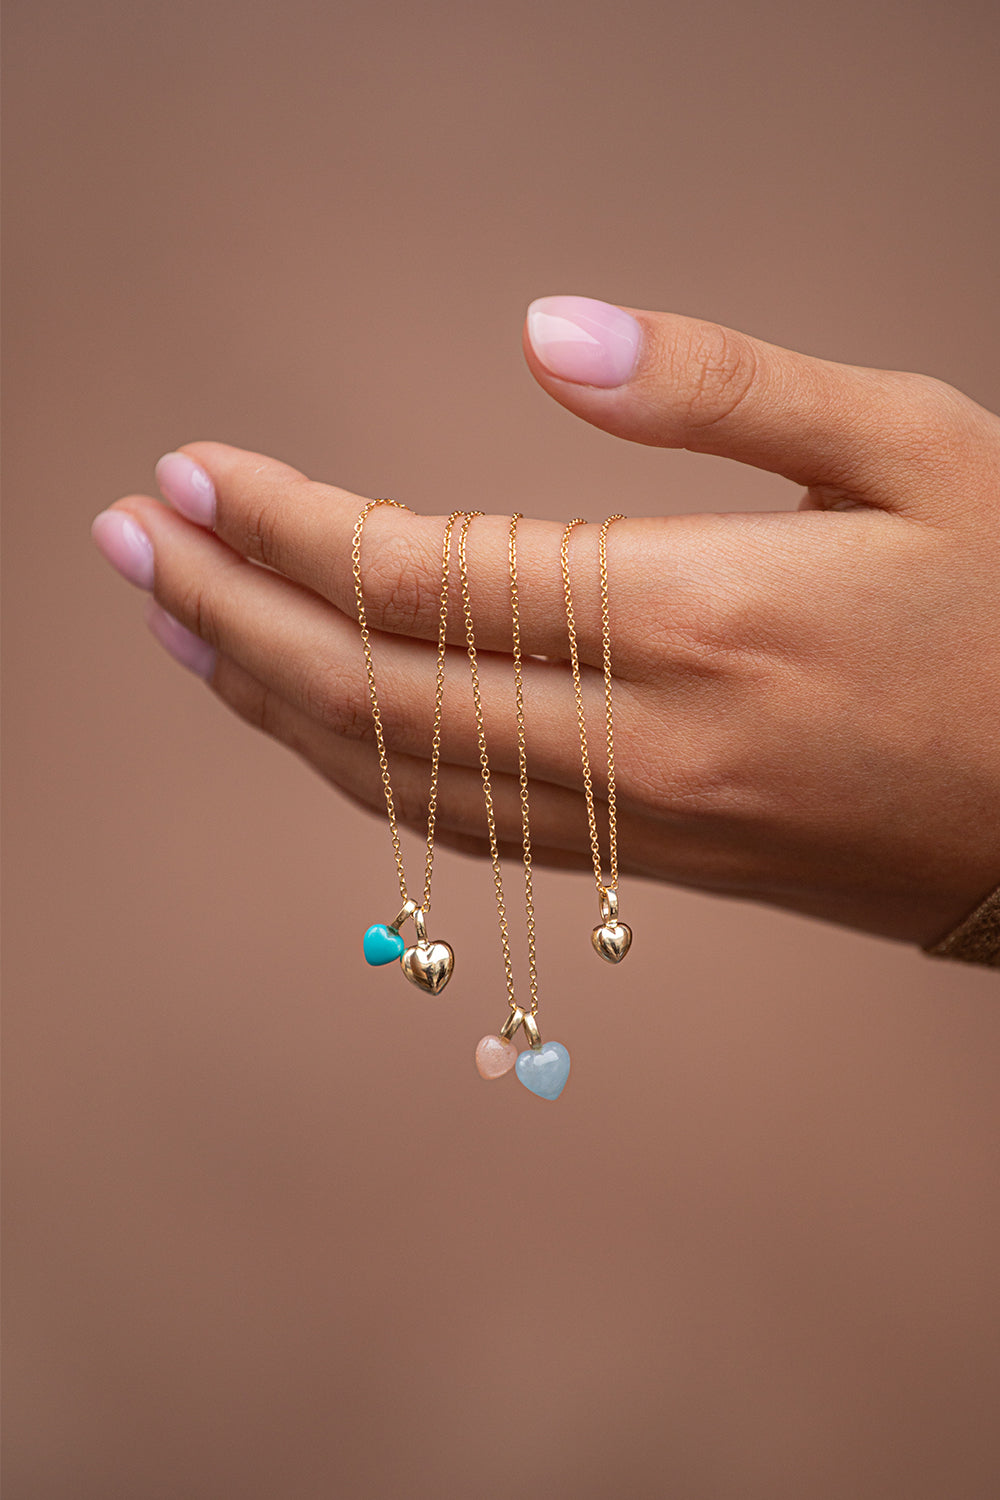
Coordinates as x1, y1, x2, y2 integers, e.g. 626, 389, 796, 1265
144, 600, 217, 680
526, 295, 642, 388
91, 510, 155, 589
154, 451, 216, 526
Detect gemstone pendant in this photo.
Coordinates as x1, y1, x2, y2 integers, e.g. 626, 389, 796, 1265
475, 1035, 518, 1078
515, 1041, 571, 1101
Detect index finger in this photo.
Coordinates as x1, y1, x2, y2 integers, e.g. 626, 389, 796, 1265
155, 441, 613, 666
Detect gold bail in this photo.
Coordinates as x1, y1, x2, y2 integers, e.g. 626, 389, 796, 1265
412, 906, 429, 945
499, 1006, 525, 1041
522, 1012, 543, 1050
600, 887, 619, 925
390, 898, 419, 932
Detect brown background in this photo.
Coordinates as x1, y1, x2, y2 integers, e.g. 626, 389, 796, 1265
5, 2, 1000, 1496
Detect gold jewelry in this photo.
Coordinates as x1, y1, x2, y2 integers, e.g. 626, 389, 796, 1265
353, 501, 462, 994
462, 513, 571, 1100
560, 515, 632, 963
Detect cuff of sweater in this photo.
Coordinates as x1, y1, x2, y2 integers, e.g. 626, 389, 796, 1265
923, 885, 1000, 968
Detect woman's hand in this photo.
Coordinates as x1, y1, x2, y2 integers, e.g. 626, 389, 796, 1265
91, 298, 1000, 947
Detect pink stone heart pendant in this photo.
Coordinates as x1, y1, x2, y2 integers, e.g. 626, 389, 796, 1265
401, 939, 455, 994
591, 920, 632, 963
475, 1035, 518, 1079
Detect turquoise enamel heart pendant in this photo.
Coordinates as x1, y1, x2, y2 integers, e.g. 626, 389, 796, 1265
363, 923, 406, 966
363, 902, 455, 994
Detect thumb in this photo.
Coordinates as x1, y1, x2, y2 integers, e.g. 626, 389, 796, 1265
523, 296, 971, 511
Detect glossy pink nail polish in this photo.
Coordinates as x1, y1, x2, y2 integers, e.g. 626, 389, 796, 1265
155, 451, 216, 527
526, 295, 642, 388
91, 510, 155, 589
144, 601, 216, 679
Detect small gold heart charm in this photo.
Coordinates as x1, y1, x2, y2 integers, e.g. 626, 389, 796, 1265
401, 939, 455, 994
591, 921, 632, 964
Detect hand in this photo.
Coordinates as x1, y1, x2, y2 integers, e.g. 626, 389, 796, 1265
91, 297, 1000, 946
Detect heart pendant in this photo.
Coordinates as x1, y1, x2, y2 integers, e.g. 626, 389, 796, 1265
475, 1035, 518, 1079
515, 1041, 571, 1101
363, 923, 406, 966
401, 939, 455, 994
591, 920, 632, 963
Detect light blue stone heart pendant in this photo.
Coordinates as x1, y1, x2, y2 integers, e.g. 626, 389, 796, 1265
363, 923, 406, 966
515, 1041, 571, 1101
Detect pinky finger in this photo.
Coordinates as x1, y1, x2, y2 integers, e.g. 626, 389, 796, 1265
145, 600, 217, 679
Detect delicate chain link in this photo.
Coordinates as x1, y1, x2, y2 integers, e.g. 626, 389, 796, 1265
509, 515, 539, 1013
456, 513, 511, 998
458, 513, 539, 1015
560, 514, 624, 896
351, 499, 464, 910
421, 511, 464, 909
598, 515, 623, 890
560, 518, 601, 890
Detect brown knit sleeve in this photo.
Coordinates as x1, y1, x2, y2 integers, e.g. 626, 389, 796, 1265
923, 886, 1000, 968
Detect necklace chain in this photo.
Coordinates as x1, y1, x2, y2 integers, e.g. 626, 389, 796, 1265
458, 512, 539, 1015
351, 500, 464, 910
354, 503, 616, 1009
560, 515, 624, 896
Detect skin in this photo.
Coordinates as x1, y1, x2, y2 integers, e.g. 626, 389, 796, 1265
93, 306, 1000, 947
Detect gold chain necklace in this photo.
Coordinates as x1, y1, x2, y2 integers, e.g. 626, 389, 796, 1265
353, 500, 464, 994
352, 503, 630, 1101
461, 512, 571, 1100
560, 515, 632, 963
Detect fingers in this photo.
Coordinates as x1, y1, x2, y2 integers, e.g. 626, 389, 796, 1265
429, 828, 592, 873
115, 493, 595, 791
169, 635, 743, 896
204, 646, 599, 859
523, 296, 992, 511
153, 442, 615, 667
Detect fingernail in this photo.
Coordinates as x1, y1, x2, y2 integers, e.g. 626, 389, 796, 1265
144, 600, 216, 680
526, 295, 642, 388
91, 510, 155, 589
155, 451, 216, 526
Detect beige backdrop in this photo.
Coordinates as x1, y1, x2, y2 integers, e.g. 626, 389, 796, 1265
5, 2, 1000, 1496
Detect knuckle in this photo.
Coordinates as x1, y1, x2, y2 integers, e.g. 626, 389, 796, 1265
174, 582, 220, 649
892, 370, 964, 414
242, 494, 285, 569
618, 698, 746, 822
633, 585, 758, 682
363, 526, 440, 636
882, 371, 983, 465
617, 714, 719, 815
673, 321, 758, 430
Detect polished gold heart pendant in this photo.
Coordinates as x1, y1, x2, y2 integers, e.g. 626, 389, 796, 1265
591, 920, 632, 964
401, 939, 455, 994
